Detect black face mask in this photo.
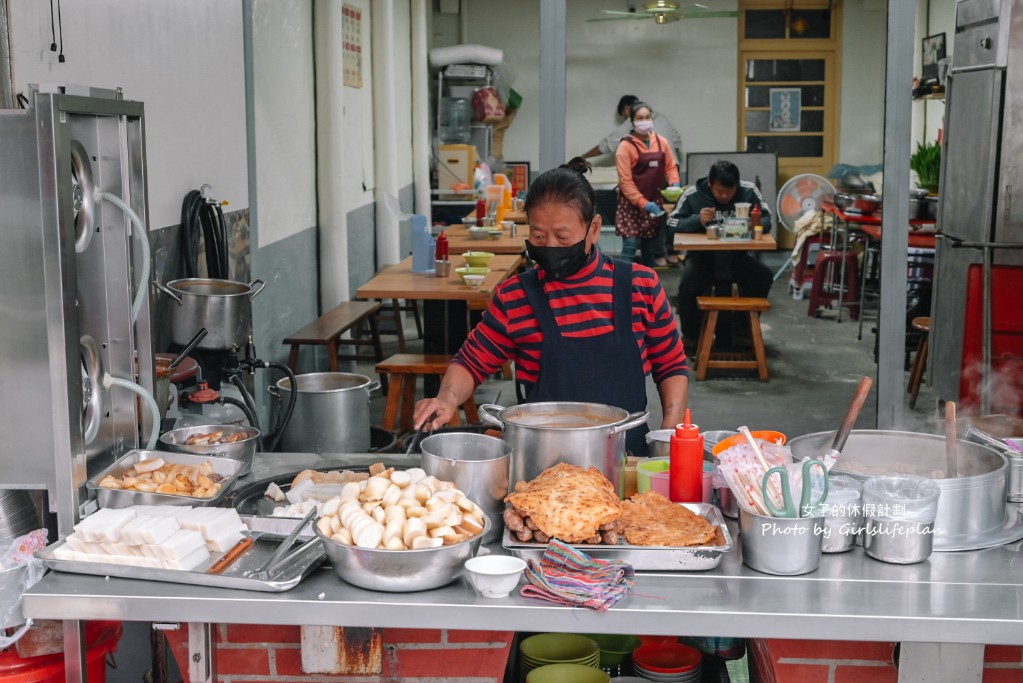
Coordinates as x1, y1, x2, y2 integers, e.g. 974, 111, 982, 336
526, 239, 589, 281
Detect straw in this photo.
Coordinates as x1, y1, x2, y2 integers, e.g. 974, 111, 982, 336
739, 426, 785, 512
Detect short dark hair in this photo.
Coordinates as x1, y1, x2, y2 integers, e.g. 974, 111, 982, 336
617, 95, 639, 116
629, 101, 652, 124
708, 161, 740, 188
525, 157, 596, 224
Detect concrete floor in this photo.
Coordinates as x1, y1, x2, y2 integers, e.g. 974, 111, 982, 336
358, 249, 946, 444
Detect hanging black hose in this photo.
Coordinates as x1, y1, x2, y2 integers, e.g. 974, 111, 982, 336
261, 361, 298, 453
181, 189, 229, 279
219, 396, 259, 436
228, 374, 262, 447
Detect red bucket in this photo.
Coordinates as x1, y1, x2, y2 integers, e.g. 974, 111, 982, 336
0, 621, 121, 683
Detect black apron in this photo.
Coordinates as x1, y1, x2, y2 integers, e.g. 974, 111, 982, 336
517, 259, 650, 456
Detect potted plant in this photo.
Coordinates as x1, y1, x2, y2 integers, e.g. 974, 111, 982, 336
911, 140, 941, 194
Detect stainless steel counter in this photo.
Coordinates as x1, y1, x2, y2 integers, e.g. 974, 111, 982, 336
22, 454, 1023, 654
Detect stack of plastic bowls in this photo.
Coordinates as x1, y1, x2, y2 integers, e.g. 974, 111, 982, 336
526, 663, 610, 683
519, 634, 600, 683
582, 634, 642, 677
630, 643, 702, 682
812, 475, 863, 553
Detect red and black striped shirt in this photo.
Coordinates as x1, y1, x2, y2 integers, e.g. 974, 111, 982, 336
452, 249, 689, 390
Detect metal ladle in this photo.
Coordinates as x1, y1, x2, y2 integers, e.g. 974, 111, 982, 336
946, 401, 958, 479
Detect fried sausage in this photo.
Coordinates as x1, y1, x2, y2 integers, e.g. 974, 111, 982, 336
503, 507, 525, 532
584, 533, 602, 544
524, 515, 539, 531
600, 530, 619, 545
532, 530, 550, 544
515, 527, 533, 542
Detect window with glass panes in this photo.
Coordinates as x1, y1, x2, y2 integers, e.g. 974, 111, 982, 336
738, 2, 840, 183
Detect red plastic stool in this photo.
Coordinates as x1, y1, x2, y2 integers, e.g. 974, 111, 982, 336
807, 250, 859, 320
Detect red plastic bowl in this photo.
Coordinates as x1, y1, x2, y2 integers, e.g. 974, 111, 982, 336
632, 642, 702, 673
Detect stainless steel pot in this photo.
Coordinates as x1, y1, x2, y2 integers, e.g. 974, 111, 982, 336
271, 373, 380, 455
479, 402, 649, 494
156, 278, 266, 350
420, 432, 511, 543
790, 430, 1008, 543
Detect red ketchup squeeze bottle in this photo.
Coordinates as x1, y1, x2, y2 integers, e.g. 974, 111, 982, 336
669, 409, 704, 503
435, 231, 449, 261
476, 199, 486, 227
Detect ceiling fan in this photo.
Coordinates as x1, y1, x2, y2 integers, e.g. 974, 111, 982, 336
589, 1, 739, 25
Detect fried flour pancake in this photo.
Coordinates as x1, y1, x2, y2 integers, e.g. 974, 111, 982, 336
504, 463, 624, 543
620, 490, 717, 547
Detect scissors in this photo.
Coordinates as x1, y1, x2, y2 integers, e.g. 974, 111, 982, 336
761, 459, 829, 518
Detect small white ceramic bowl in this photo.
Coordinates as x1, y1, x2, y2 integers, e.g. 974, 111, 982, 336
464, 555, 526, 598
463, 274, 486, 289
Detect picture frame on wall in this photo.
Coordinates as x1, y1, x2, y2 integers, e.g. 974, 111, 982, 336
768, 88, 801, 132
504, 162, 531, 195
922, 33, 946, 81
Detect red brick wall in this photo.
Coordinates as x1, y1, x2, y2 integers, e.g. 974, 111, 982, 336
164, 625, 513, 682
750, 639, 1023, 682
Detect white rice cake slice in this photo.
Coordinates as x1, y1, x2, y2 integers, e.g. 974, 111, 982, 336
164, 545, 210, 571
74, 507, 136, 543
64, 532, 88, 553
52, 545, 80, 561
139, 515, 181, 545
160, 529, 206, 561
205, 526, 244, 553
133, 505, 183, 517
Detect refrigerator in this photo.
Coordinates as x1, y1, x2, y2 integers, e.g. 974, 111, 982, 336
931, 0, 1023, 414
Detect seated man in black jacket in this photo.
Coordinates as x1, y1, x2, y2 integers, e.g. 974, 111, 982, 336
667, 161, 774, 350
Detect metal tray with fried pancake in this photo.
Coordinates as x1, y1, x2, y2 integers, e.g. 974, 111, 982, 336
501, 502, 732, 571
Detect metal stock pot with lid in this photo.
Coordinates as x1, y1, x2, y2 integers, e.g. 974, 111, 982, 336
156, 278, 266, 350
479, 401, 649, 494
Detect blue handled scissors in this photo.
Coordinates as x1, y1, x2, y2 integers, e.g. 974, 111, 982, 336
761, 459, 830, 518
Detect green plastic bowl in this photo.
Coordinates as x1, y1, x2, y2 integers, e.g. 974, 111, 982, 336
581, 634, 642, 668
520, 633, 599, 663
455, 266, 491, 283
526, 663, 609, 683
463, 251, 495, 268
660, 187, 684, 202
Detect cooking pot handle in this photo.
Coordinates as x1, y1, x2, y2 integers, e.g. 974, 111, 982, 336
365, 381, 381, 396
248, 279, 267, 299
267, 385, 280, 398
609, 411, 650, 436
478, 403, 506, 429
155, 281, 182, 304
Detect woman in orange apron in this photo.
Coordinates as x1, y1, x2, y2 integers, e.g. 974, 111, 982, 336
614, 102, 680, 268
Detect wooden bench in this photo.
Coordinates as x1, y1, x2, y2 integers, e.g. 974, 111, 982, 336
375, 354, 479, 433
695, 296, 771, 381
283, 301, 384, 381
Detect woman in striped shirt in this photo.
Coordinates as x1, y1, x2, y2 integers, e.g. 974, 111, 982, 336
413, 159, 689, 456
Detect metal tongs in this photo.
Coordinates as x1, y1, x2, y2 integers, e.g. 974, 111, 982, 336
244, 508, 320, 581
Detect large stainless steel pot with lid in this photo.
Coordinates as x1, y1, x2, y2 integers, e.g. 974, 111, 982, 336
479, 402, 648, 494
790, 429, 1007, 544
156, 278, 266, 350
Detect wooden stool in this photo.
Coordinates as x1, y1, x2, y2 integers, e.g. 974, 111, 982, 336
368, 298, 423, 353
695, 296, 771, 381
284, 302, 384, 379
907, 316, 931, 409
807, 250, 859, 319
375, 354, 480, 433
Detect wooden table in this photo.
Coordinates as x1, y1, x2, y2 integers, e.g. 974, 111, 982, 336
443, 225, 526, 255
356, 254, 525, 358
674, 232, 777, 252
461, 208, 527, 223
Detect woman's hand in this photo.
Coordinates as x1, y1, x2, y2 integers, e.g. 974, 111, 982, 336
413, 397, 457, 431
644, 201, 665, 217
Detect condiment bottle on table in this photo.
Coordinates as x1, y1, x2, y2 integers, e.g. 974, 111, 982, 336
669, 409, 704, 503
435, 230, 449, 261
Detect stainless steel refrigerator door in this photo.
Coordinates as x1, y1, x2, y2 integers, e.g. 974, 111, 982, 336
937, 69, 1004, 244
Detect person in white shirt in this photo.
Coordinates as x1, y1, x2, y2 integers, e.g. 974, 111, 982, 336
581, 95, 683, 170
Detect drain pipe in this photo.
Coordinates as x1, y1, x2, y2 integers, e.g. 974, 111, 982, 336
372, 0, 402, 267
411, 0, 432, 219
314, 0, 351, 306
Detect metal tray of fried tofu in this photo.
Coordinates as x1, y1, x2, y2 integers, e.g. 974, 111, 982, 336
501, 503, 732, 571
36, 518, 325, 593
86, 450, 241, 509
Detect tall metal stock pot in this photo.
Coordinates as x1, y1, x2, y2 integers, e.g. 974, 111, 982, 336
271, 373, 380, 455
156, 278, 266, 350
790, 429, 1008, 543
479, 402, 649, 493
